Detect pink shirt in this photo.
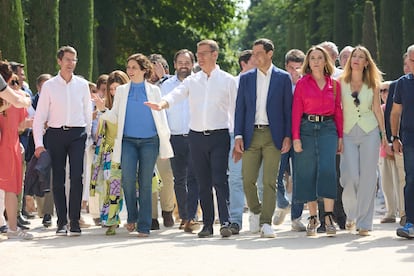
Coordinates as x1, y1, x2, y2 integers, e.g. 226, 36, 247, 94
292, 74, 343, 140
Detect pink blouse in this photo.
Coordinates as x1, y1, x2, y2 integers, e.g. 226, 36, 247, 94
292, 74, 343, 140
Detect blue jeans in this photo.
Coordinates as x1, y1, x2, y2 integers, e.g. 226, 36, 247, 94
228, 133, 244, 227
121, 136, 159, 234
403, 144, 414, 224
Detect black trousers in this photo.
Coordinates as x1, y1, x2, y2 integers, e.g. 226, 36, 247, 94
188, 129, 230, 226
170, 135, 199, 221
46, 127, 86, 226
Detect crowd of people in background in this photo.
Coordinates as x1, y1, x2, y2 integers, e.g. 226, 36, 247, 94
0, 37, 413, 242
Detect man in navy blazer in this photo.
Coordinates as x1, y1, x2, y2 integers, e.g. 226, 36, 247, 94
233, 38, 292, 238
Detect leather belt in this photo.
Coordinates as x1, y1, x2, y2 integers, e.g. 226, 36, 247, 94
172, 134, 189, 137
50, 126, 85, 131
190, 129, 228, 136
254, 124, 269, 129
303, 114, 334, 122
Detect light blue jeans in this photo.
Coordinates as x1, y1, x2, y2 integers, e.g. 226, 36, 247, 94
121, 135, 159, 234
228, 133, 244, 227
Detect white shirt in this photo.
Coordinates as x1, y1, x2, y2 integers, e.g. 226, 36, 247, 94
33, 72, 92, 148
163, 65, 237, 132
255, 65, 273, 125
160, 75, 190, 135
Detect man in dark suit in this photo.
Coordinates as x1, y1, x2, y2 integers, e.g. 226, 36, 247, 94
233, 38, 292, 238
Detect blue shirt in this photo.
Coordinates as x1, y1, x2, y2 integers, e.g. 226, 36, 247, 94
123, 82, 157, 138
394, 73, 414, 145
160, 75, 190, 135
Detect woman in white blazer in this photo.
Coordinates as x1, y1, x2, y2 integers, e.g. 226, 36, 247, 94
96, 53, 173, 237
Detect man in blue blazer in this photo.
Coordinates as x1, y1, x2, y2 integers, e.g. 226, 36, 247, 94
233, 38, 292, 238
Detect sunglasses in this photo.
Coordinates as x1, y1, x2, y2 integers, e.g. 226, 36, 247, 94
351, 91, 360, 107
11, 79, 19, 86
380, 88, 388, 93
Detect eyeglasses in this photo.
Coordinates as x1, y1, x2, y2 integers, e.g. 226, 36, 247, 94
11, 80, 19, 86
351, 91, 360, 107
380, 88, 388, 93
62, 57, 78, 63
195, 51, 214, 58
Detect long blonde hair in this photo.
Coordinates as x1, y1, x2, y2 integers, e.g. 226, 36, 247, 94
341, 45, 383, 90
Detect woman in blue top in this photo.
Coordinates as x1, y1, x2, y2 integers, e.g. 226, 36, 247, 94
95, 54, 173, 237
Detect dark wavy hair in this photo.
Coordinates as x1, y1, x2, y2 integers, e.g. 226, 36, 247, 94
127, 53, 153, 80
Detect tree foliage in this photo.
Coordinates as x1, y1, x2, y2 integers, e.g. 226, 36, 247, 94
362, 1, 379, 61
59, 0, 94, 80
379, 0, 402, 80
23, 0, 59, 90
0, 0, 27, 70
116, 0, 239, 73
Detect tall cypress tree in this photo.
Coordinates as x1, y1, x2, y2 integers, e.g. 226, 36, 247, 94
333, 0, 352, 51
59, 0, 94, 80
379, 0, 402, 80
402, 0, 414, 51
0, 0, 27, 70
95, 0, 118, 75
361, 1, 379, 61
24, 0, 59, 90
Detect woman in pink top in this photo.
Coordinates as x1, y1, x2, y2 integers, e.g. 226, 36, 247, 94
292, 46, 343, 236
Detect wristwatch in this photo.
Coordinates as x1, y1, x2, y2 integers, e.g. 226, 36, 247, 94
390, 135, 400, 142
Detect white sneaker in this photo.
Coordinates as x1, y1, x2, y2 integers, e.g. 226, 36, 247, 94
7, 228, 33, 240
260, 223, 275, 238
249, 212, 260, 233
291, 218, 306, 232
272, 205, 291, 225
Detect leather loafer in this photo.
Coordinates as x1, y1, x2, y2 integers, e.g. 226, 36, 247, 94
380, 217, 396, 223
184, 220, 201, 233
198, 225, 213, 238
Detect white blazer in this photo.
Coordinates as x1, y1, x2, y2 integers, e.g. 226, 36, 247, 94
101, 81, 173, 163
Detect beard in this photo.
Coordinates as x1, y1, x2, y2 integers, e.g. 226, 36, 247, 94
177, 68, 191, 79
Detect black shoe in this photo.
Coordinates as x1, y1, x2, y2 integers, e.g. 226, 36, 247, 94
56, 225, 68, 236
17, 214, 30, 225
198, 225, 213, 238
17, 220, 30, 230
317, 222, 326, 233
22, 209, 35, 219
69, 221, 81, 236
220, 222, 232, 238
229, 222, 240, 235
42, 214, 52, 227
162, 211, 174, 227
0, 225, 8, 233
336, 216, 346, 230
151, 219, 160, 230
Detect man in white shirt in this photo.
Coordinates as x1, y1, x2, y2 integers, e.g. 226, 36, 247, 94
160, 49, 201, 233
33, 46, 92, 236
145, 39, 237, 238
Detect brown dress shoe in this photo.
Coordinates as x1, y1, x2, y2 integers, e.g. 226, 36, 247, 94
380, 217, 396, 223
179, 219, 188, 230
162, 211, 174, 227
184, 220, 201, 233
